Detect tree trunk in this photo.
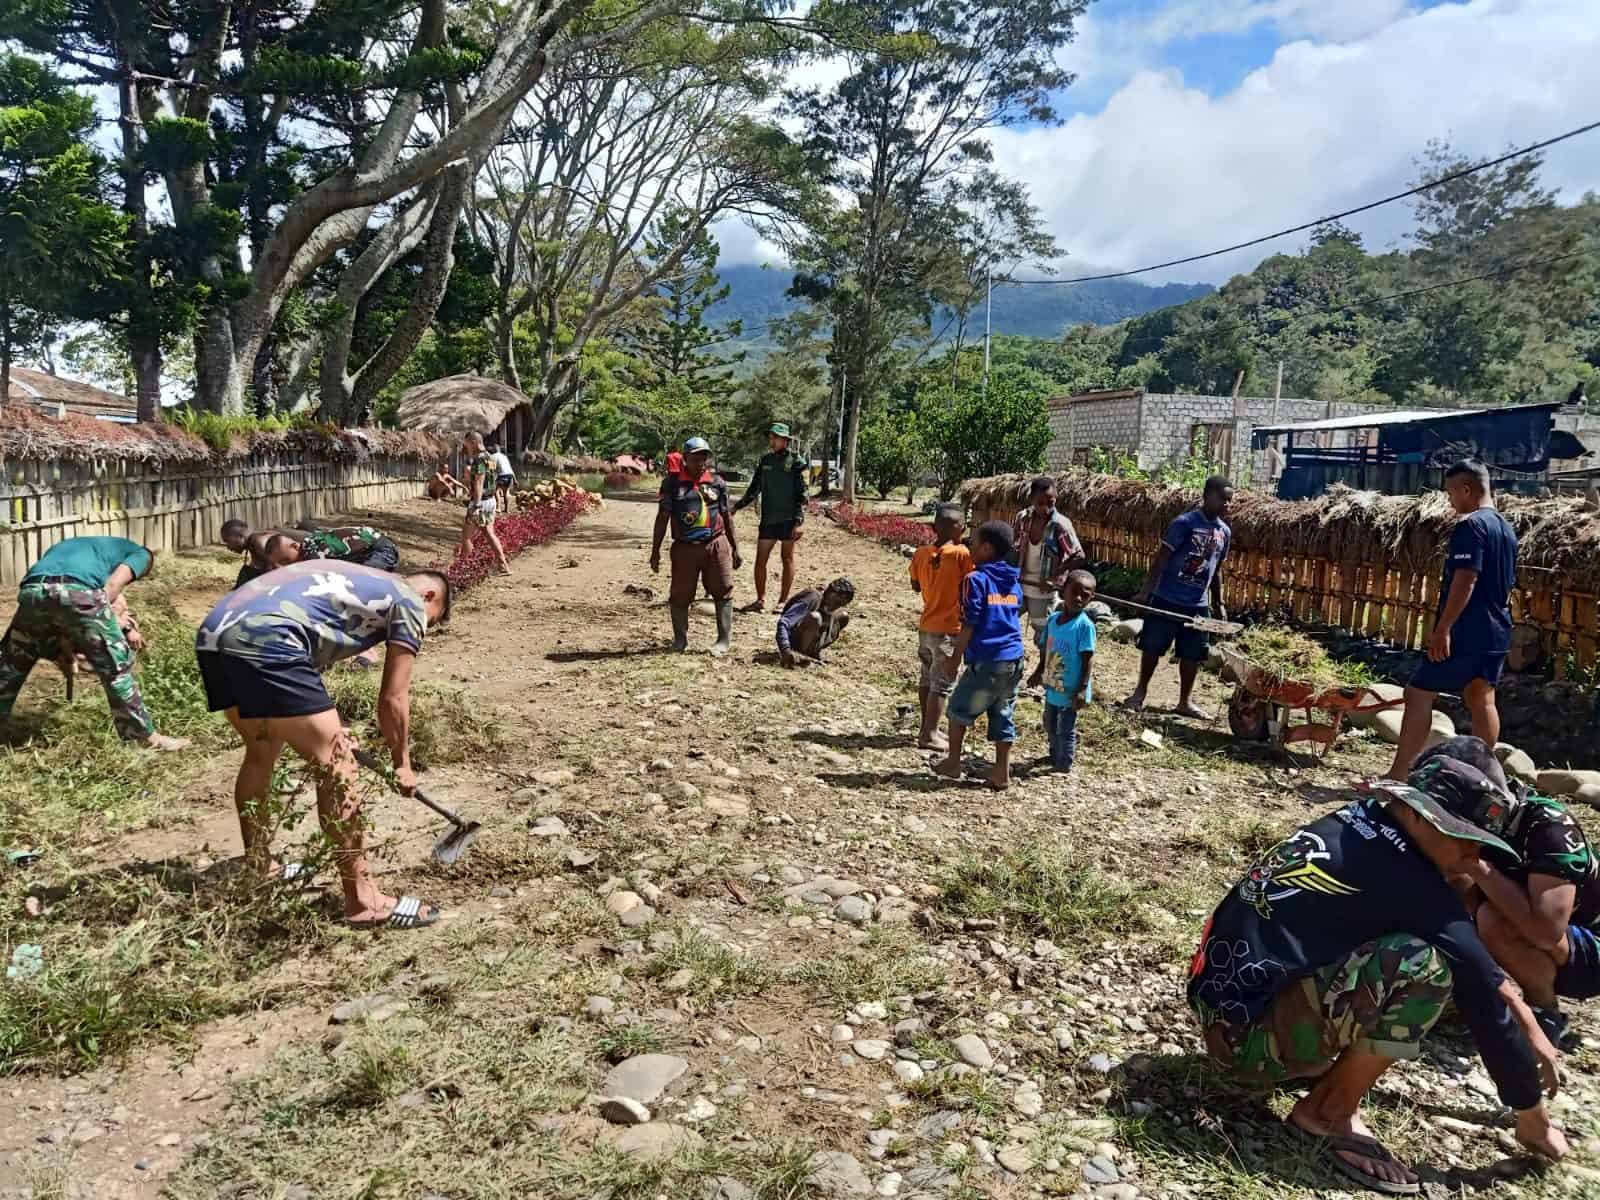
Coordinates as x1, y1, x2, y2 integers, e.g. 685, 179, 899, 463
841, 358, 863, 504
116, 62, 163, 422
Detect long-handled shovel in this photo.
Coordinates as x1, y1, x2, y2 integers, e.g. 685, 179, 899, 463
1102, 595, 1243, 637
352, 748, 483, 866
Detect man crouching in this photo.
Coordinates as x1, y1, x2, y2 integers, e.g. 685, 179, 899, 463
1187, 762, 1566, 1194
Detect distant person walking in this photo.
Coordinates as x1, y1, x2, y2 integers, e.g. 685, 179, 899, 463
1386, 459, 1518, 780
1122, 475, 1234, 719
1011, 476, 1084, 669
0, 537, 190, 751
734, 422, 809, 612
458, 431, 511, 575
651, 436, 742, 656
489, 443, 516, 511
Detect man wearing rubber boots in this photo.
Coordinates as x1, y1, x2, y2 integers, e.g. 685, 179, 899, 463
0, 536, 190, 751
196, 560, 452, 930
650, 436, 742, 656
734, 421, 809, 612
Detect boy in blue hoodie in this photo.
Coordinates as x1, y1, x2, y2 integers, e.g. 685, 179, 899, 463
932, 521, 1025, 791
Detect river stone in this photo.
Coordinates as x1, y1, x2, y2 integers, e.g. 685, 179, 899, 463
834, 896, 873, 924
598, 1096, 651, 1125
1538, 769, 1600, 796
1082, 1155, 1119, 1185
1495, 743, 1539, 785
1578, 783, 1600, 810
808, 1150, 873, 1196
1108, 619, 1142, 643
996, 1144, 1034, 1174
951, 1034, 993, 1070
605, 890, 644, 917
853, 1038, 892, 1061
603, 1122, 703, 1161
603, 1054, 688, 1104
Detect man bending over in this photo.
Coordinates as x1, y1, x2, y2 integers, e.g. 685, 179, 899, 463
777, 577, 854, 667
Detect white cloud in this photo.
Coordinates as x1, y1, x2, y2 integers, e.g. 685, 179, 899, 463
991, 0, 1600, 283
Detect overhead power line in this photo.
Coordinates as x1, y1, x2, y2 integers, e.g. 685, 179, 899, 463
1007, 118, 1600, 286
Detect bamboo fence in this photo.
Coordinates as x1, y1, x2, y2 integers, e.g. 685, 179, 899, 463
964, 471, 1600, 678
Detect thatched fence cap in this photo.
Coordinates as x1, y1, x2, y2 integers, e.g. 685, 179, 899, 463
396, 374, 531, 435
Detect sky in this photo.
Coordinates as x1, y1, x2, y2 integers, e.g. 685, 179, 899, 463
717, 0, 1600, 286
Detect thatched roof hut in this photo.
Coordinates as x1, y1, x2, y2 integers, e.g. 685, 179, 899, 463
961, 469, 1600, 583
396, 374, 534, 451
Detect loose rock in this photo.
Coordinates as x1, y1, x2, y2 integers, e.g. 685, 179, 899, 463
853, 1038, 892, 1061
834, 896, 873, 924
808, 1150, 874, 1196
598, 1096, 652, 1125
603, 1053, 689, 1104
952, 1034, 994, 1070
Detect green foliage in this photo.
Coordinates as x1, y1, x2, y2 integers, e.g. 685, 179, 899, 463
166, 406, 300, 450
619, 376, 726, 459
938, 842, 1151, 948
921, 364, 1052, 499
139, 117, 213, 173
628, 214, 745, 400
856, 409, 924, 498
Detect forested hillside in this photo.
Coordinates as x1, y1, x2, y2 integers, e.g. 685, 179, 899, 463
710, 263, 1213, 353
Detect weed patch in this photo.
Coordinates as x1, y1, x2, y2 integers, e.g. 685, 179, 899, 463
937, 842, 1151, 946
787, 927, 946, 1002
644, 926, 771, 1001
326, 671, 510, 767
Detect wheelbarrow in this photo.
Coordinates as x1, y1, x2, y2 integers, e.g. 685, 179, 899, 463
1218, 644, 1401, 758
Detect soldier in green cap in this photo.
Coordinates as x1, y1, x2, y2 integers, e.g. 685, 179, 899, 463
733, 421, 810, 612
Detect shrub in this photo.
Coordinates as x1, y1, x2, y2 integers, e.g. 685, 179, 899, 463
827, 503, 935, 546
438, 489, 598, 592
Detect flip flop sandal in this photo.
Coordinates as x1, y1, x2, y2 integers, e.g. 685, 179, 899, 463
280, 861, 313, 883
347, 895, 441, 931
1311, 1131, 1420, 1196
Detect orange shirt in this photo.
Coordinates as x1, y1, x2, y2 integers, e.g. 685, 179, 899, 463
910, 541, 975, 634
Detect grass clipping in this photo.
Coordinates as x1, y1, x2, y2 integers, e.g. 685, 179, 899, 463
1232, 624, 1376, 691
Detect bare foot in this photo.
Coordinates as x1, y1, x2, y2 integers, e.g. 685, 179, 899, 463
1289, 1098, 1417, 1192
1174, 702, 1213, 721
985, 773, 1010, 792
930, 757, 964, 780
140, 733, 192, 752
917, 735, 949, 752
1119, 692, 1147, 712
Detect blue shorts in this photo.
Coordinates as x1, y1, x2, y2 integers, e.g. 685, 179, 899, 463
1409, 651, 1505, 694
948, 658, 1025, 743
1137, 602, 1210, 663
197, 650, 335, 720
1556, 925, 1600, 1000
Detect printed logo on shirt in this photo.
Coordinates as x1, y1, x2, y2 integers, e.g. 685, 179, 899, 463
987, 593, 1020, 606
1237, 829, 1359, 919
1180, 530, 1223, 582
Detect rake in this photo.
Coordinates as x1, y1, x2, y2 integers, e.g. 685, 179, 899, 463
1101, 595, 1243, 637
352, 748, 483, 866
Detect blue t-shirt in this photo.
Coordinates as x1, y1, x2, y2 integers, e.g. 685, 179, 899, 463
1154, 510, 1231, 609
1042, 610, 1096, 708
196, 560, 426, 668
961, 561, 1024, 664
23, 537, 152, 589
1441, 508, 1517, 655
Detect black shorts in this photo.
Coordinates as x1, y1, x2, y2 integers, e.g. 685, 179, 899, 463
1137, 603, 1211, 663
198, 650, 334, 720
758, 521, 799, 542
496, 474, 515, 490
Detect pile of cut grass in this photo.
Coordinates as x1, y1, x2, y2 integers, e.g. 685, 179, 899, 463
1231, 624, 1376, 691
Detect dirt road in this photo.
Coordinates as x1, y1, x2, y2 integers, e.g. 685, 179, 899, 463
7, 490, 1600, 1200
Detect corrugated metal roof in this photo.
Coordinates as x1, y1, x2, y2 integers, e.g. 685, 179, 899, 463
1253, 404, 1560, 437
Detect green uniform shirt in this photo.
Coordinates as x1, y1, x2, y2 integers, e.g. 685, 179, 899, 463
22, 537, 151, 589
734, 450, 808, 524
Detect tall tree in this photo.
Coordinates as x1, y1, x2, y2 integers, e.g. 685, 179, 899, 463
784, 0, 1086, 500
628, 213, 746, 398
0, 54, 126, 403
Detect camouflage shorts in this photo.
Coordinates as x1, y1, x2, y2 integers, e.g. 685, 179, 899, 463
1197, 933, 1453, 1082
0, 581, 155, 741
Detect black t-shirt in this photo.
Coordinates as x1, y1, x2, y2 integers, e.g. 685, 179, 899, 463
1441, 508, 1517, 655
1490, 794, 1600, 929
1188, 798, 1540, 1111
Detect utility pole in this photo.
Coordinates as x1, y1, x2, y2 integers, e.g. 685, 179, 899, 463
981, 264, 993, 402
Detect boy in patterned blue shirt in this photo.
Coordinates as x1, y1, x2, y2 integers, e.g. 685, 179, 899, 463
1027, 570, 1097, 773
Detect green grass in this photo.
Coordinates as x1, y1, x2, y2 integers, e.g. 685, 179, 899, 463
937, 841, 1152, 947
597, 1022, 668, 1063
325, 671, 511, 767
643, 926, 771, 1002
787, 926, 946, 1003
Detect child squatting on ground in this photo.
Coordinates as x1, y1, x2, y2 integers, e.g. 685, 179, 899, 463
1027, 569, 1097, 773
932, 520, 1025, 792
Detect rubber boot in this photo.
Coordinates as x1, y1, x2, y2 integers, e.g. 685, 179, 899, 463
670, 604, 690, 653
710, 600, 733, 658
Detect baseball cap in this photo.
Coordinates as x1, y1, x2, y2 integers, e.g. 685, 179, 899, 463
683, 436, 711, 453
1368, 759, 1519, 860
769, 422, 791, 438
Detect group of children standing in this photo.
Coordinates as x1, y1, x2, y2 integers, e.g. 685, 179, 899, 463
910, 476, 1098, 792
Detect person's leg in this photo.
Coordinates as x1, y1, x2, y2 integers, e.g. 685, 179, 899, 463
364, 538, 401, 573
269, 708, 428, 923
482, 516, 510, 571
746, 539, 776, 611
919, 635, 953, 751
707, 535, 735, 657
935, 665, 987, 778
790, 613, 824, 659
0, 600, 47, 722
224, 708, 288, 878
1462, 677, 1500, 747
1175, 659, 1209, 720
1123, 619, 1174, 710
986, 662, 1022, 790
1477, 902, 1561, 1008
68, 587, 185, 748
1056, 705, 1079, 772
778, 537, 797, 606
1385, 685, 1439, 779
668, 541, 694, 652
1042, 700, 1061, 764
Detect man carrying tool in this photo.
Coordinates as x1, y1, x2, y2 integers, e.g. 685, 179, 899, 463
1010, 476, 1084, 670
650, 436, 742, 656
0, 536, 191, 751
1122, 474, 1233, 719
734, 422, 809, 613
1385, 459, 1517, 781
196, 559, 452, 929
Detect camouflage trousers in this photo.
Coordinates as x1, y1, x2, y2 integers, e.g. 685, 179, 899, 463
1203, 934, 1453, 1082
0, 581, 155, 741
